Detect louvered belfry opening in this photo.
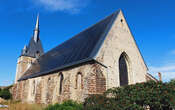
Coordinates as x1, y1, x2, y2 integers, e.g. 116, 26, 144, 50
119, 53, 129, 86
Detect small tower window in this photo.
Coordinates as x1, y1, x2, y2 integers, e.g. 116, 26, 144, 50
25, 50, 28, 54
121, 19, 123, 23
36, 51, 40, 58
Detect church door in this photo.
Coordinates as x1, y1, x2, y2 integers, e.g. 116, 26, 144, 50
119, 53, 129, 86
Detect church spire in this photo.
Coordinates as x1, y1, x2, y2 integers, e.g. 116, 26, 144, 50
20, 13, 44, 58
34, 14, 40, 43
21, 45, 27, 55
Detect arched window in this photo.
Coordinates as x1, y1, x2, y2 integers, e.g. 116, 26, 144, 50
48, 77, 51, 85
119, 52, 129, 86
76, 72, 82, 89
59, 73, 64, 95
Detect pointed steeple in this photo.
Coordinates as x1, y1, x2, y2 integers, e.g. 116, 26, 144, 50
23, 45, 27, 51
35, 14, 39, 30
21, 45, 28, 55
20, 14, 44, 58
34, 14, 40, 43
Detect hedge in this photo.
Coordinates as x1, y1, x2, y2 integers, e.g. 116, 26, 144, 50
0, 87, 12, 100
84, 80, 175, 110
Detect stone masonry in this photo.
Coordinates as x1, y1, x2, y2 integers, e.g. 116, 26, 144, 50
12, 63, 106, 104
12, 10, 153, 104
15, 56, 36, 83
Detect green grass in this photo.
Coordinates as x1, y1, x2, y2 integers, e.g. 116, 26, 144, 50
45, 100, 83, 110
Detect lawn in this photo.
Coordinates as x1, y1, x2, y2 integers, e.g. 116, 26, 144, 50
0, 100, 44, 110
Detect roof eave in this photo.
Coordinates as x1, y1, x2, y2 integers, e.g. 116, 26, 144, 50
18, 58, 95, 81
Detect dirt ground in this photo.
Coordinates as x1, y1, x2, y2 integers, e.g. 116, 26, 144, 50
0, 108, 8, 110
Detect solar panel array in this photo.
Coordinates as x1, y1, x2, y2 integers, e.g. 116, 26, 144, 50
19, 11, 119, 80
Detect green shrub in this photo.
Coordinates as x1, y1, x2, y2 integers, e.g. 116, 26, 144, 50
84, 81, 175, 110
45, 100, 83, 110
0, 88, 12, 100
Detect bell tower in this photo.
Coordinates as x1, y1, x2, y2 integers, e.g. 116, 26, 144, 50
15, 14, 44, 83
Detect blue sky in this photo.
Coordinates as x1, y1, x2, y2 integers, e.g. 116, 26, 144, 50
0, 0, 175, 86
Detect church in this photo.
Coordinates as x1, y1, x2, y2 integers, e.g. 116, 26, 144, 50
12, 10, 156, 104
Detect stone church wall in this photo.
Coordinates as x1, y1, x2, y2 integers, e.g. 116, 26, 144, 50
12, 10, 149, 104
12, 63, 106, 104
95, 11, 147, 88
15, 56, 36, 83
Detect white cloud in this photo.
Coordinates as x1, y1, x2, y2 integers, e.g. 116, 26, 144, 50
149, 64, 175, 82
32, 0, 90, 13
0, 80, 13, 86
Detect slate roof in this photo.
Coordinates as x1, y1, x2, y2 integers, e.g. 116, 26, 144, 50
22, 36, 44, 58
19, 10, 120, 81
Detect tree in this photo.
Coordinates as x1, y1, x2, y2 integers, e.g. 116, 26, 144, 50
0, 86, 12, 100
